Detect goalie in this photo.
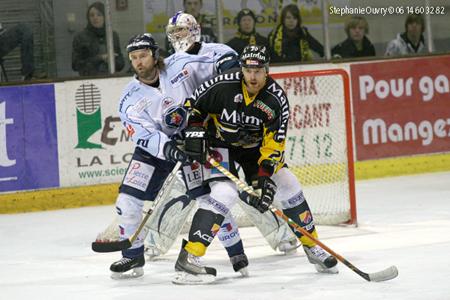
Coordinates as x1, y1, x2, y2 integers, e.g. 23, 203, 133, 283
172, 45, 339, 284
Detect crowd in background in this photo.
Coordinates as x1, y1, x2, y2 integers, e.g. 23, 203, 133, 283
0, 0, 440, 81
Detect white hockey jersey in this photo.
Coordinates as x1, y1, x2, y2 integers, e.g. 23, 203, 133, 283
118, 43, 237, 160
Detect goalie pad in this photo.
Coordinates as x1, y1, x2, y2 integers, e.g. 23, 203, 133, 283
144, 176, 196, 256
236, 200, 297, 251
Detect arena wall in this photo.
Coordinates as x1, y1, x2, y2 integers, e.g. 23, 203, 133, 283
1, 55, 449, 213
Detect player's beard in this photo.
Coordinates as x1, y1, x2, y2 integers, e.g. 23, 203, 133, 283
137, 65, 158, 84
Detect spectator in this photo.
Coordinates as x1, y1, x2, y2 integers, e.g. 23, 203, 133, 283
72, 2, 124, 76
332, 16, 375, 59
385, 14, 427, 56
268, 4, 323, 63
0, 22, 34, 80
165, 0, 217, 54
226, 8, 269, 56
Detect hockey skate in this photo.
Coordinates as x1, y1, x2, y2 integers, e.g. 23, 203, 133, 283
110, 255, 145, 279
303, 245, 339, 274
172, 240, 216, 285
230, 253, 249, 277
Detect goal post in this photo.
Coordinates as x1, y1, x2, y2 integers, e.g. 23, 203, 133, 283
271, 69, 357, 225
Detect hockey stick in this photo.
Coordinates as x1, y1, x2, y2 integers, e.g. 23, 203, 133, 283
92, 161, 183, 253
207, 156, 398, 282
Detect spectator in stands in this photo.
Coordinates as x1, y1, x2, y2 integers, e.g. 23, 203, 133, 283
72, 1, 124, 76
226, 8, 269, 56
165, 0, 217, 54
0, 22, 34, 80
385, 14, 427, 56
332, 16, 375, 59
268, 4, 323, 63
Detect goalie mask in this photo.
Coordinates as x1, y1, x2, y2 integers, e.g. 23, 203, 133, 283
166, 11, 201, 52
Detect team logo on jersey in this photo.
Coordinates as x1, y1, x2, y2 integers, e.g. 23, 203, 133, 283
234, 94, 243, 103
299, 210, 312, 224
163, 106, 187, 129
170, 68, 189, 86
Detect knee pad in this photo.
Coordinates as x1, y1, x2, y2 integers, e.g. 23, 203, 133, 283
116, 193, 144, 222
209, 180, 239, 209
197, 181, 237, 216
115, 193, 145, 249
272, 168, 304, 209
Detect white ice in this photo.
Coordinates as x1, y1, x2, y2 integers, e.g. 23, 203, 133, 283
1, 172, 449, 300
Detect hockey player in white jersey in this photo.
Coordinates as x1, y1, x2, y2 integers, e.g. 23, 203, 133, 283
143, 11, 250, 273
143, 11, 298, 272
109, 33, 225, 279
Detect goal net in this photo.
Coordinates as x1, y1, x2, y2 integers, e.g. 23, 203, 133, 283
272, 69, 356, 225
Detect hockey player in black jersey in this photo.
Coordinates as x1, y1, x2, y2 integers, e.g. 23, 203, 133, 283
172, 45, 338, 284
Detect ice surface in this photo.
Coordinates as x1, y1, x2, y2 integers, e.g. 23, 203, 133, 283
1, 172, 449, 300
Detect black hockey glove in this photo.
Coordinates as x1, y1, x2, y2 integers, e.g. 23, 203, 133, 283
163, 140, 191, 165
184, 126, 208, 164
248, 176, 277, 213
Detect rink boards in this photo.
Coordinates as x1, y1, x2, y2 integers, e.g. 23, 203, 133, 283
1, 55, 450, 213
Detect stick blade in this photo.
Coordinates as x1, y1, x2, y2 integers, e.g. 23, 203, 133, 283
368, 265, 398, 282
91, 239, 132, 253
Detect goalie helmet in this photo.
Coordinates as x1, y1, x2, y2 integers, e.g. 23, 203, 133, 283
240, 45, 270, 69
166, 11, 201, 52
126, 33, 159, 59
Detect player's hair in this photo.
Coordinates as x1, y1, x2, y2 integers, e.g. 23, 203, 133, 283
345, 16, 369, 35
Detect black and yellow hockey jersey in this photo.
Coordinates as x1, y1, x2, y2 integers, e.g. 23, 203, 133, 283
186, 70, 290, 171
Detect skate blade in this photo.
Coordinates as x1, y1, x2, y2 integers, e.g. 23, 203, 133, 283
314, 264, 339, 274
238, 267, 249, 277
172, 271, 216, 285
110, 267, 144, 280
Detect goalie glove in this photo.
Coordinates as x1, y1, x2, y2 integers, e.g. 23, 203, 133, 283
184, 126, 208, 164
241, 176, 276, 213
163, 140, 191, 165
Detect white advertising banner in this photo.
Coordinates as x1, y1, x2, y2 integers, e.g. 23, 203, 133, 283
55, 77, 134, 187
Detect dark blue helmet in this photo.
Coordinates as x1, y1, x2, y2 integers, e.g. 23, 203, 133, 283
126, 33, 159, 59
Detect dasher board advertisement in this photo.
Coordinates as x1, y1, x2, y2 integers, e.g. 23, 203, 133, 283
0, 84, 59, 193
351, 56, 450, 160
55, 78, 134, 187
